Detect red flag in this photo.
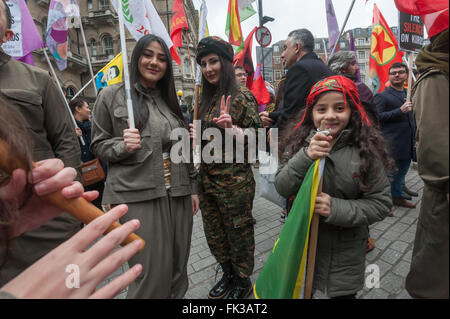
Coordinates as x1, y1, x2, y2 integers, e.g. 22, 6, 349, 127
233, 27, 257, 89
170, 0, 188, 48
394, 0, 448, 38
369, 4, 404, 93
251, 64, 271, 106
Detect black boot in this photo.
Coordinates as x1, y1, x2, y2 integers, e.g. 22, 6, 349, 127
227, 275, 253, 299
208, 262, 234, 299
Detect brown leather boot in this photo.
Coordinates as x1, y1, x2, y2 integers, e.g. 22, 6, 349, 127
393, 197, 416, 208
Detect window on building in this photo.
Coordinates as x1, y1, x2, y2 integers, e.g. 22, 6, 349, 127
361, 74, 366, 83
87, 0, 93, 10
314, 43, 321, 51
340, 42, 346, 49
273, 45, 279, 53
357, 39, 364, 46
355, 28, 361, 36
102, 35, 113, 56
99, 0, 109, 10
275, 71, 281, 81
359, 63, 365, 71
184, 58, 191, 77
66, 86, 76, 98
90, 39, 97, 56
358, 50, 365, 59
274, 56, 280, 65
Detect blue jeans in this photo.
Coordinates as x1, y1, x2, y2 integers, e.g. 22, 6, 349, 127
388, 159, 411, 198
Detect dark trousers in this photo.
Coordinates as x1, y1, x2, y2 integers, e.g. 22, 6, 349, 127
388, 159, 411, 198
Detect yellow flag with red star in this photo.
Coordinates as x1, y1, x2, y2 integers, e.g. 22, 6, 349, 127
369, 4, 404, 93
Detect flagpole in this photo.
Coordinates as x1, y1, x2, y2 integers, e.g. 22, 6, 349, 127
43, 48, 85, 146
406, 52, 414, 102
322, 39, 329, 61
330, 0, 356, 56
117, 2, 135, 129
304, 120, 327, 299
71, 75, 97, 101
77, 16, 98, 96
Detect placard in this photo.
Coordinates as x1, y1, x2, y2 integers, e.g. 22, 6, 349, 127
398, 12, 424, 53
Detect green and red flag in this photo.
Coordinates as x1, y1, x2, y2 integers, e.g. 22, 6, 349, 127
226, 0, 243, 46
369, 4, 404, 93
254, 158, 325, 299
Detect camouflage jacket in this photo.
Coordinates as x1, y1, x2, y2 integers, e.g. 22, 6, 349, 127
199, 86, 262, 192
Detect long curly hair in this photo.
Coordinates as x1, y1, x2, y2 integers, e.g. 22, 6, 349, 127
279, 87, 394, 192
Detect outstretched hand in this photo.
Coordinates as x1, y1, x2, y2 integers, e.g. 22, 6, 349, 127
0, 158, 94, 238
213, 95, 232, 129
0, 204, 143, 299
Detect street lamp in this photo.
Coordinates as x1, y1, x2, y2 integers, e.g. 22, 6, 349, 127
261, 16, 274, 26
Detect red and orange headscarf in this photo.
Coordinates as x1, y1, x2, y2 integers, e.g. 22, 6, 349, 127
295, 75, 372, 129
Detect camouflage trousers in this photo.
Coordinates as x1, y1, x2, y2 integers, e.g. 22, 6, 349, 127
199, 179, 256, 278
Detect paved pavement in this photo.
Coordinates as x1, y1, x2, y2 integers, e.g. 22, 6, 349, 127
105, 165, 423, 299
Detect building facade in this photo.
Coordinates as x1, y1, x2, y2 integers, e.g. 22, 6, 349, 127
23, 0, 198, 105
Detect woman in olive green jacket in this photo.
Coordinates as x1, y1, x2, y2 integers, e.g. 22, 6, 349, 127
91, 35, 199, 299
275, 76, 393, 298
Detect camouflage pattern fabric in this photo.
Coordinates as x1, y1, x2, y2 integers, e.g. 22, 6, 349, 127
199, 179, 255, 277
199, 86, 261, 277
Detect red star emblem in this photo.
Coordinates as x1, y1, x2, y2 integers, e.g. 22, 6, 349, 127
372, 30, 394, 61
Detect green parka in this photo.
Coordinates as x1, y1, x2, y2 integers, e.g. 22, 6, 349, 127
275, 129, 392, 297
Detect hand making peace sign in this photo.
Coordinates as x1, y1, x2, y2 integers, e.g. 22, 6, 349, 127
213, 95, 233, 129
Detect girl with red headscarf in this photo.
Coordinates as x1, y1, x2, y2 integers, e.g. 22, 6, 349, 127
275, 75, 393, 298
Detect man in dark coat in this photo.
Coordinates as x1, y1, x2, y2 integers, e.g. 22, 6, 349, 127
261, 28, 332, 129
374, 62, 417, 209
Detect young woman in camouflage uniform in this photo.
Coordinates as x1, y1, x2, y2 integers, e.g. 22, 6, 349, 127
193, 36, 262, 299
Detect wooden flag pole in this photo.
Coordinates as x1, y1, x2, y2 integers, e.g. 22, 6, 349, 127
406, 52, 414, 103
304, 121, 327, 299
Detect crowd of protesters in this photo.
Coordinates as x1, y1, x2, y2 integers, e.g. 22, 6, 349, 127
0, 0, 448, 300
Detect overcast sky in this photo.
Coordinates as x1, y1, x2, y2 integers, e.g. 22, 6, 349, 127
191, 0, 401, 47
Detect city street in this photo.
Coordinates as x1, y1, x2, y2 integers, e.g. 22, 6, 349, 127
106, 165, 422, 299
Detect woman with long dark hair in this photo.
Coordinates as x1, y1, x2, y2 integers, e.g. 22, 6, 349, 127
91, 34, 199, 299
193, 36, 262, 299
275, 75, 393, 298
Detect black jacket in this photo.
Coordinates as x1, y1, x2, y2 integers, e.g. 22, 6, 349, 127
374, 86, 416, 161
269, 51, 332, 128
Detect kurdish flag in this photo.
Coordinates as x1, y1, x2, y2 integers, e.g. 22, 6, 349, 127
254, 158, 325, 299
227, 0, 257, 53
226, 0, 243, 46
369, 4, 404, 93
95, 53, 123, 91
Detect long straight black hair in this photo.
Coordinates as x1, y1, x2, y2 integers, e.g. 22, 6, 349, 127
129, 34, 184, 130
198, 55, 237, 120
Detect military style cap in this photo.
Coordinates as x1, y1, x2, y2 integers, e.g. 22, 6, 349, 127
196, 36, 234, 65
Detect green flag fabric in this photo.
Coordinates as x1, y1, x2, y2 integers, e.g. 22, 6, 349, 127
254, 159, 322, 299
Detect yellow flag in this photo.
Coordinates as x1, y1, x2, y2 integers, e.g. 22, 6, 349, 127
95, 53, 123, 90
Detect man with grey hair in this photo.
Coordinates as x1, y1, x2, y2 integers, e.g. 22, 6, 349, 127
328, 51, 379, 126
261, 28, 332, 129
